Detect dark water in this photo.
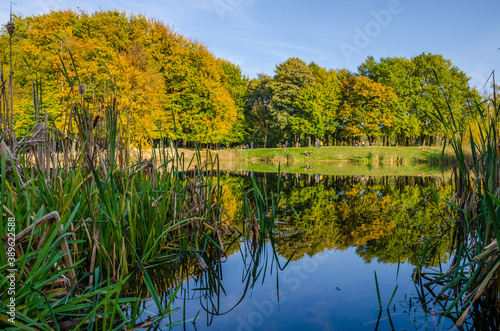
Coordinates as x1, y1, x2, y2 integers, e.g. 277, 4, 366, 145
133, 173, 461, 330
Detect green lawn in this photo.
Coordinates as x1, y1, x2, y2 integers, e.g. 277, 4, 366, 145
219, 159, 451, 177
214, 146, 454, 177
221, 146, 449, 164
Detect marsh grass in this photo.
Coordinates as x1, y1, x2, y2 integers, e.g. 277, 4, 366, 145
265, 149, 302, 164
414, 75, 500, 327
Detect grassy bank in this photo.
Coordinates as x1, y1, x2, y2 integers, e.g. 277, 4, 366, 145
218, 145, 455, 166
219, 158, 451, 177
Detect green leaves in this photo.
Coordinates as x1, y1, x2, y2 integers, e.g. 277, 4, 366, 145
291, 70, 341, 139
358, 53, 480, 144
269, 58, 316, 138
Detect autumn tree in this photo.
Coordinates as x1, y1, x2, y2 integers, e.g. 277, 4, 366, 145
339, 75, 397, 143
1, 10, 245, 147
358, 56, 421, 145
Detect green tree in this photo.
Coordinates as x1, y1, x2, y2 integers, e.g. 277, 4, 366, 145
270, 57, 315, 145
291, 68, 341, 146
246, 74, 274, 147
217, 59, 249, 146
412, 53, 479, 141
358, 53, 480, 145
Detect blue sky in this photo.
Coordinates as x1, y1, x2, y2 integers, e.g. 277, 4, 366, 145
1, 0, 498, 90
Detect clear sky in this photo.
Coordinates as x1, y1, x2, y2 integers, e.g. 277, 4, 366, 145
1, 0, 498, 90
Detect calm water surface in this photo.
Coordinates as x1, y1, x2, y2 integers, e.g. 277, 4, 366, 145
134, 172, 460, 330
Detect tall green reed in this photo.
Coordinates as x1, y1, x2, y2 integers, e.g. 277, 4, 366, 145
416, 74, 500, 327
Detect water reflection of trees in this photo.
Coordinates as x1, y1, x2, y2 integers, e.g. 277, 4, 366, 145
125, 173, 456, 328
221, 173, 455, 266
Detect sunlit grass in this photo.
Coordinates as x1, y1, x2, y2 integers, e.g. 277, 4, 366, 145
219, 145, 456, 166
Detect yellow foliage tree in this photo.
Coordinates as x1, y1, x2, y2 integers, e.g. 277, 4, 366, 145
1, 10, 246, 146
339, 76, 397, 141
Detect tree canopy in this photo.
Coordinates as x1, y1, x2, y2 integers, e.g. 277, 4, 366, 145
2, 10, 247, 146
1, 10, 482, 148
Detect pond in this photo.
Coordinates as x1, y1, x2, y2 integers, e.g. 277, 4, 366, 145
130, 171, 463, 330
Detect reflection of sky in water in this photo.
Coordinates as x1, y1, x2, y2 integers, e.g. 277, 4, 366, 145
141, 174, 458, 330
157, 245, 456, 330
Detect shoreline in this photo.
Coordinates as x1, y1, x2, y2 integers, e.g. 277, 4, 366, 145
214, 145, 454, 165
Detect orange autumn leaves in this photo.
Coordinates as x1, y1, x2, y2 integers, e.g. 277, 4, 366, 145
339, 75, 397, 140
3, 10, 245, 146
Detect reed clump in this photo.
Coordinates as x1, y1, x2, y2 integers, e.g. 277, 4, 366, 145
415, 79, 500, 328
360, 151, 410, 167
266, 149, 301, 164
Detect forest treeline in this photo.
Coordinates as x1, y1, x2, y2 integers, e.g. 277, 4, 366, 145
1, 9, 482, 148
